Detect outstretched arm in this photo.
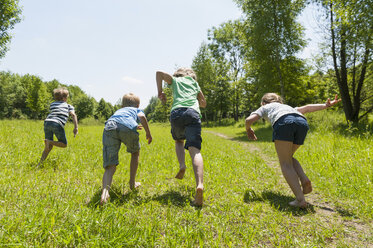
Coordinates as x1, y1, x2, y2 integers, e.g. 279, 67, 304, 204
296, 94, 341, 114
138, 112, 152, 144
245, 114, 260, 140
70, 111, 78, 137
156, 71, 173, 104
197, 90, 206, 108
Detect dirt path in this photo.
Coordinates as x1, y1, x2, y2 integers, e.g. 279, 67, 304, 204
205, 130, 373, 246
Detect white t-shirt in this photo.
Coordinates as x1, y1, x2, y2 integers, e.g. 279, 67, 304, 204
250, 102, 305, 126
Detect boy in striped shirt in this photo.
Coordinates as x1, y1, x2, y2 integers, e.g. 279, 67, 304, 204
38, 87, 78, 166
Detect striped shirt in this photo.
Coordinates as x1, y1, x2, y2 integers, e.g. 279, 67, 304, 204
45, 101, 75, 127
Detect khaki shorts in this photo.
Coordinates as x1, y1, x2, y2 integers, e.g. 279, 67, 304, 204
102, 123, 140, 168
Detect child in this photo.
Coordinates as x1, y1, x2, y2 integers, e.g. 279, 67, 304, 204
156, 68, 207, 206
245, 93, 341, 208
38, 87, 78, 166
100, 93, 152, 205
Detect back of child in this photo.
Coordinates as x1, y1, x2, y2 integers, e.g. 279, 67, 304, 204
156, 68, 206, 206
100, 93, 152, 205
38, 87, 78, 166
245, 93, 340, 208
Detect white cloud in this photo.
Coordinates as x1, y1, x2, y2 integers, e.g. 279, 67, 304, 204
121, 76, 144, 85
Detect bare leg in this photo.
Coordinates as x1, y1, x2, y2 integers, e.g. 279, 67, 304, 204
189, 146, 204, 206
48, 140, 67, 148
175, 140, 186, 179
129, 151, 141, 190
37, 139, 54, 166
275, 140, 307, 208
101, 165, 117, 205
292, 157, 312, 194
291, 145, 312, 194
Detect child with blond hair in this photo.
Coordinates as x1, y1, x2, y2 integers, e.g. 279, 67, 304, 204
245, 93, 340, 208
100, 93, 152, 205
156, 68, 206, 206
38, 87, 78, 165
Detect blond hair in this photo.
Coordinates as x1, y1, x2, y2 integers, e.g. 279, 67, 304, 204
53, 87, 69, 101
261, 93, 283, 105
122, 93, 140, 107
173, 67, 197, 81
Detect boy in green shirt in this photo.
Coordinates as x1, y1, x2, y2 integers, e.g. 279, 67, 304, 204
156, 68, 206, 206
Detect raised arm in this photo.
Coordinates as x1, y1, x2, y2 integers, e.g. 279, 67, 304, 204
70, 111, 78, 137
296, 95, 341, 114
137, 112, 152, 144
156, 71, 173, 104
197, 90, 206, 108
245, 114, 261, 140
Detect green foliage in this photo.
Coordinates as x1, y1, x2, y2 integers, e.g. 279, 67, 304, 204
316, 0, 373, 123
75, 95, 96, 120
0, 71, 96, 120
94, 98, 114, 121
25, 75, 49, 119
0, 0, 22, 59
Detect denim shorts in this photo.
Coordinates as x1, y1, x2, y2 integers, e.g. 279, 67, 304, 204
102, 122, 140, 168
272, 114, 309, 145
170, 108, 202, 150
44, 121, 67, 144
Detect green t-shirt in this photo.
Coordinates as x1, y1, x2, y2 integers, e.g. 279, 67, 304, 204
169, 76, 201, 116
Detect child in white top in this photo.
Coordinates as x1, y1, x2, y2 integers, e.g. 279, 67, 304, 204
245, 93, 341, 208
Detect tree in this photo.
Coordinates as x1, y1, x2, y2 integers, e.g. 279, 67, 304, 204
95, 98, 114, 120
75, 95, 95, 120
144, 96, 160, 121
235, 0, 307, 103
25, 75, 49, 119
317, 0, 373, 123
0, 0, 22, 59
208, 20, 247, 121
192, 43, 232, 122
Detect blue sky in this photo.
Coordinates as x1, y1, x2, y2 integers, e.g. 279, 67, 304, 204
0, 0, 322, 108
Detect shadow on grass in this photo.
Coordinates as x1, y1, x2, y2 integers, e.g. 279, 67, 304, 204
152, 189, 191, 207
244, 189, 315, 216
86, 186, 141, 208
86, 186, 198, 209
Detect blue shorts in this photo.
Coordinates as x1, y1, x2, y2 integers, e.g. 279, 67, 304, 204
170, 108, 202, 150
44, 121, 67, 144
272, 114, 309, 145
102, 123, 140, 168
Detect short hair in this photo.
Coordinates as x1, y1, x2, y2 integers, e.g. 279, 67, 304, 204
122, 93, 140, 107
53, 87, 69, 101
173, 67, 197, 81
261, 93, 283, 105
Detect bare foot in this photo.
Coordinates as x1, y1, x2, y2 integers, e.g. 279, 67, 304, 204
175, 167, 186, 179
302, 180, 312, 194
100, 190, 110, 206
193, 187, 203, 206
289, 199, 308, 208
130, 182, 141, 190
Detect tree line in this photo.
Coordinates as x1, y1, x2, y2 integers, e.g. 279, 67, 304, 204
0, 71, 118, 121
145, 0, 373, 125
1, 0, 372, 125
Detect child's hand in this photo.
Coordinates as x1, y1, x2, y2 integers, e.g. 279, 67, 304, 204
158, 92, 167, 104
146, 133, 152, 144
137, 125, 143, 130
246, 128, 257, 140
326, 94, 341, 108
73, 128, 78, 137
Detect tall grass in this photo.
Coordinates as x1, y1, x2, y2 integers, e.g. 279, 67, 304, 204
0, 116, 372, 247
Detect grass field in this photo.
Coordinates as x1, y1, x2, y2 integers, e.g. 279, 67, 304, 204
0, 113, 372, 247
